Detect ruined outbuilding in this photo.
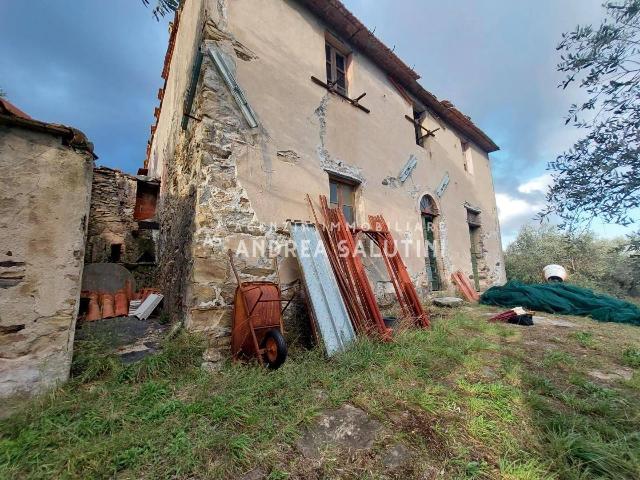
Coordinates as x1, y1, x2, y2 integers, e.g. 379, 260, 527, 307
0, 99, 94, 403
85, 166, 158, 288
145, 0, 506, 361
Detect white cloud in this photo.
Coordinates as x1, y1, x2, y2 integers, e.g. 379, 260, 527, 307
496, 192, 546, 248
495, 193, 544, 224
517, 173, 553, 195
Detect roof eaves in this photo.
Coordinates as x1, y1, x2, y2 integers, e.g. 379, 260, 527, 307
0, 98, 32, 120
299, 0, 419, 84
0, 113, 97, 159
410, 86, 500, 153
296, 0, 499, 153
145, 8, 181, 168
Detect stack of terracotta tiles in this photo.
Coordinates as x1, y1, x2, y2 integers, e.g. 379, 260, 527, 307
81, 281, 160, 321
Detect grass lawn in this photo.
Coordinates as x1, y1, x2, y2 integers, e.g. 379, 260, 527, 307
1, 305, 640, 479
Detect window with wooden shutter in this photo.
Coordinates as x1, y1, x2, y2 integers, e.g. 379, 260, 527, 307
325, 42, 348, 96
413, 108, 426, 147
329, 176, 357, 224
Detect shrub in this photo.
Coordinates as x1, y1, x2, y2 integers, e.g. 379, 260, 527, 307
505, 225, 639, 297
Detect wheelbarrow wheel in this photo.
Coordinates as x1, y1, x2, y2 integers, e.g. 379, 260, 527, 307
262, 329, 287, 369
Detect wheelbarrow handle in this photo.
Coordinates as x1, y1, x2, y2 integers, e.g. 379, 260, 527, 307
228, 249, 242, 286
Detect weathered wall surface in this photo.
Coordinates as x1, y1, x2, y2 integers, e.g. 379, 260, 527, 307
0, 126, 93, 401
147, 0, 506, 363
85, 167, 157, 288
227, 0, 504, 290
149, 1, 289, 365
86, 167, 155, 265
149, 0, 207, 325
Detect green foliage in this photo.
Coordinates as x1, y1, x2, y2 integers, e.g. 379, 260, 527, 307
70, 340, 122, 383
71, 331, 205, 385
141, 0, 180, 20
545, 428, 639, 479
505, 224, 639, 297
2, 312, 640, 479
572, 331, 597, 348
546, 0, 640, 228
622, 347, 640, 367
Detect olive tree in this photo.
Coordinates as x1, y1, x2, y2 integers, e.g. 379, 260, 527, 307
141, 0, 180, 20
545, 0, 640, 229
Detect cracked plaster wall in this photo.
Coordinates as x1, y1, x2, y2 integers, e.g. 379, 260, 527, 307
0, 127, 93, 405
149, 0, 289, 362
149, 0, 506, 359
226, 0, 505, 291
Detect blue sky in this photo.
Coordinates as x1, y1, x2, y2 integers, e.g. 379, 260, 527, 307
0, 0, 635, 245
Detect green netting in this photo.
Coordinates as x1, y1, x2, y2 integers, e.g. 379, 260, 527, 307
480, 281, 640, 326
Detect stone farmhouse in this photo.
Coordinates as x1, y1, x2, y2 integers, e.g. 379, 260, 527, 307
146, 0, 506, 345
0, 0, 506, 402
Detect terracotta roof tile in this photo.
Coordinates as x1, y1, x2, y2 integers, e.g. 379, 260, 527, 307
0, 98, 97, 158
0, 98, 32, 120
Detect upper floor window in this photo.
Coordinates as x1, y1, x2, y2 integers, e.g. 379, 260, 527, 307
413, 108, 426, 147
329, 175, 357, 224
325, 41, 348, 96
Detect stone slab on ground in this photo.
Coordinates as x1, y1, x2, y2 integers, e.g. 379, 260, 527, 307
433, 297, 464, 307
75, 317, 168, 363
533, 316, 577, 328
588, 368, 633, 382
382, 443, 412, 469
296, 404, 383, 458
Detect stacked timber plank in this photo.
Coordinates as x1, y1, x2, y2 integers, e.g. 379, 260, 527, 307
451, 271, 480, 302
291, 194, 430, 351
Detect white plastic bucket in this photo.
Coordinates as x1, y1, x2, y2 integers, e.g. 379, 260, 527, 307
543, 264, 567, 282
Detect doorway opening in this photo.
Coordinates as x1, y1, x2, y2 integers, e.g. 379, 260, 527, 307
466, 206, 482, 291
420, 194, 442, 291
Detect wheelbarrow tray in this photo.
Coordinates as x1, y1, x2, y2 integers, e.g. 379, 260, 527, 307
231, 281, 283, 359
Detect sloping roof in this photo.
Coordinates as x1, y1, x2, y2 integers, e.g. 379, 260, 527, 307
298, 0, 499, 152
0, 98, 97, 158
0, 98, 32, 120
145, 14, 180, 167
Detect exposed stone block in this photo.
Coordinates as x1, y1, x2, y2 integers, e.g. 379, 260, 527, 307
192, 257, 228, 284
188, 306, 232, 332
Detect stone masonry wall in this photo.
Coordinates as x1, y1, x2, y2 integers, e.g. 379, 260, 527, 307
156, 16, 286, 367
0, 126, 93, 406
85, 167, 156, 267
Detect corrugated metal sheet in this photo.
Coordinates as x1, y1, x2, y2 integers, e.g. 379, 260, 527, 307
133, 293, 164, 320
289, 222, 355, 356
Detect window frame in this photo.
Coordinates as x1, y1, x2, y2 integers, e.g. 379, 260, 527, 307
329, 174, 358, 224
325, 38, 349, 96
413, 108, 427, 147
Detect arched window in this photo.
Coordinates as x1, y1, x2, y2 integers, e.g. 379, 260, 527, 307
420, 195, 438, 216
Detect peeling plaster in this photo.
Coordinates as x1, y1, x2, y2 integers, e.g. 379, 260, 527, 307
381, 176, 398, 187
313, 94, 364, 183
438, 219, 452, 282
276, 150, 300, 164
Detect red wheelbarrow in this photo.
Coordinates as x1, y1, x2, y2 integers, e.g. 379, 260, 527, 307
228, 251, 289, 369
